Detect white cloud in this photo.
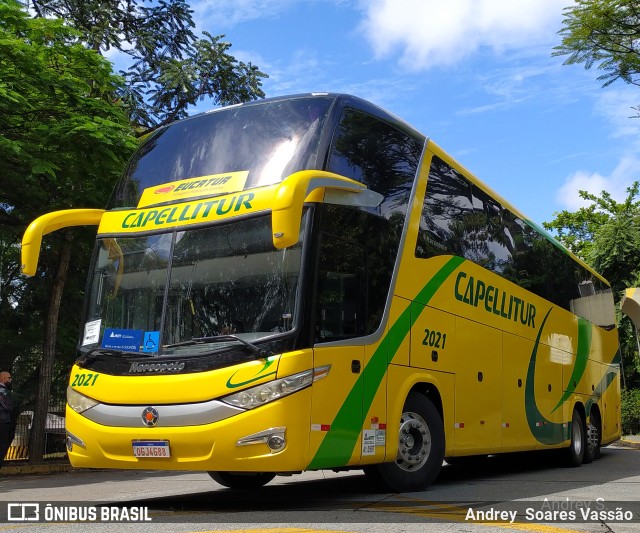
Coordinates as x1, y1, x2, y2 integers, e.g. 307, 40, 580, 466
359, 0, 571, 70
594, 87, 640, 141
556, 155, 640, 211
556, 87, 640, 212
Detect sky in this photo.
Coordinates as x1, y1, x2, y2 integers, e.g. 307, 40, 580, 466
119, 0, 640, 227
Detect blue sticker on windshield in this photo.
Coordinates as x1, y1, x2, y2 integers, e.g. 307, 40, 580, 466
142, 331, 160, 353
101, 328, 143, 352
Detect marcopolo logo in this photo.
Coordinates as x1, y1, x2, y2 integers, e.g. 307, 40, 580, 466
129, 361, 186, 374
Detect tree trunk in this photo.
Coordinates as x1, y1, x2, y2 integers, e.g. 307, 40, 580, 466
28, 232, 72, 463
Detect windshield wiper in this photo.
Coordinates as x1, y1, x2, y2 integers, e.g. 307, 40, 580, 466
164, 335, 268, 357
82, 347, 129, 357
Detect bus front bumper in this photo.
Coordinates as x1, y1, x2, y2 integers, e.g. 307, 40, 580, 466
65, 388, 312, 472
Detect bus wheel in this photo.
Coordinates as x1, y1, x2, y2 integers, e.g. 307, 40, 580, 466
373, 392, 444, 492
566, 409, 585, 467
208, 471, 275, 489
584, 410, 601, 464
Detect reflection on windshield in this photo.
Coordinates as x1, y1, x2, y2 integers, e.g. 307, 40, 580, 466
108, 97, 332, 209
83, 213, 305, 356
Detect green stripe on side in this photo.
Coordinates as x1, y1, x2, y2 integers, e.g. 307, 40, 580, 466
308, 255, 465, 470
551, 318, 591, 413
526, 311, 620, 444
585, 349, 621, 416
525, 307, 570, 445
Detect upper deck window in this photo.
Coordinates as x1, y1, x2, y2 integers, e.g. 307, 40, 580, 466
327, 108, 423, 221
108, 96, 333, 209
416, 156, 615, 328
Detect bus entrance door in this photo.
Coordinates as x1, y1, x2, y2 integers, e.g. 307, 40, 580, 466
308, 345, 364, 469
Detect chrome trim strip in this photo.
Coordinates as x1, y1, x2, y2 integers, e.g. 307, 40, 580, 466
82, 399, 244, 428
66, 431, 86, 449
236, 426, 286, 447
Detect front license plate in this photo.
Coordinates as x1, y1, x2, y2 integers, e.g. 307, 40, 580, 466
132, 440, 170, 458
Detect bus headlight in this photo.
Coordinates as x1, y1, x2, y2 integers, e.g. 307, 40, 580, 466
67, 386, 99, 414
221, 365, 330, 410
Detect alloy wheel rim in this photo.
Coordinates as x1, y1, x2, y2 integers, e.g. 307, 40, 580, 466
396, 411, 431, 471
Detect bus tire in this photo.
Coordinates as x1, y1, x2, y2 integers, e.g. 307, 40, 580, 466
566, 409, 585, 467
208, 471, 275, 489
372, 392, 444, 492
584, 410, 601, 464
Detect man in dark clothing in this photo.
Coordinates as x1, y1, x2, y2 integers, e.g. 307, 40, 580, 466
0, 371, 15, 468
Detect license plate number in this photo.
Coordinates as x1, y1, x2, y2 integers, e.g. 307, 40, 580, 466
132, 440, 170, 458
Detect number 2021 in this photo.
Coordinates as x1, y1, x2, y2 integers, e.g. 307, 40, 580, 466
71, 373, 98, 387
422, 328, 447, 349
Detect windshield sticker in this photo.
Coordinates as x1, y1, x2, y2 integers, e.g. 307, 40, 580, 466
141, 331, 160, 353
101, 328, 143, 352
81, 319, 102, 346
99, 189, 269, 234
137, 171, 249, 208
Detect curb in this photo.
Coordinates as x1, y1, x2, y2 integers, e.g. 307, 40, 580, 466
618, 438, 640, 450
1, 462, 71, 476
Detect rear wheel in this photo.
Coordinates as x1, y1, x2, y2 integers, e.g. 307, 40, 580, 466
208, 471, 275, 489
584, 410, 601, 464
369, 392, 444, 492
566, 409, 585, 467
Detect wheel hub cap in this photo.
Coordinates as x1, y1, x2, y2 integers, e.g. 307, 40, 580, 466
396, 411, 431, 472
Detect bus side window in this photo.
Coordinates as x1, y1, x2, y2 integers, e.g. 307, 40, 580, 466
315, 220, 366, 342
327, 107, 422, 221
416, 156, 614, 329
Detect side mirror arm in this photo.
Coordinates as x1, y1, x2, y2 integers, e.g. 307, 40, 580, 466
272, 170, 380, 249
21, 209, 104, 276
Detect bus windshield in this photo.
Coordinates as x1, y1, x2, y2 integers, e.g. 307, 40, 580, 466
108, 96, 333, 209
82, 213, 306, 356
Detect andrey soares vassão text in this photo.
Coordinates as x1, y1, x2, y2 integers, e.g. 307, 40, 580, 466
465, 500, 635, 524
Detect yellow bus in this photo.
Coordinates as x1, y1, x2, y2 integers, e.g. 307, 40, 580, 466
21, 93, 621, 492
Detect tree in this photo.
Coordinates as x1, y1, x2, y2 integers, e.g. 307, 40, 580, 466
543, 183, 640, 293
554, 0, 640, 113
2, 0, 268, 462
0, 0, 138, 461
544, 183, 640, 387
28, 0, 268, 135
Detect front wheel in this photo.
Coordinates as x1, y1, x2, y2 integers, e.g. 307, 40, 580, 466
368, 392, 444, 492
208, 471, 275, 489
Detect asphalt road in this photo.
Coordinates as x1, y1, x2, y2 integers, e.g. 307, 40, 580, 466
0, 444, 639, 533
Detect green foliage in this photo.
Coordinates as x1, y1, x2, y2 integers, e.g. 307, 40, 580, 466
544, 183, 640, 388
1, 0, 268, 458
30, 0, 268, 135
0, 0, 137, 381
543, 183, 640, 295
554, 0, 640, 89
621, 388, 640, 435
